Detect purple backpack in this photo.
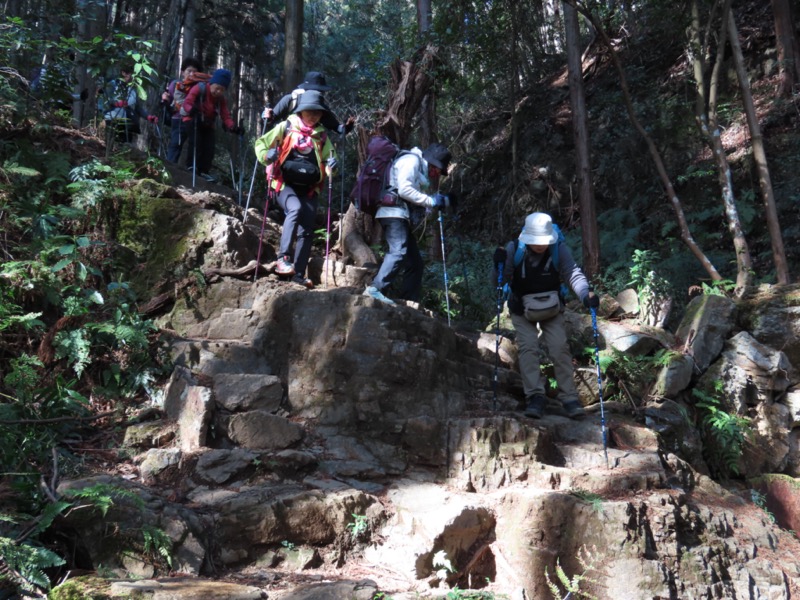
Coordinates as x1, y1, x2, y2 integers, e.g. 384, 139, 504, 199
349, 136, 400, 216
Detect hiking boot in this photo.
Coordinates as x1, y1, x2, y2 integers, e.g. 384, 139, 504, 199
200, 172, 217, 183
562, 399, 586, 419
363, 285, 396, 306
275, 256, 295, 276
524, 394, 547, 419
292, 274, 314, 289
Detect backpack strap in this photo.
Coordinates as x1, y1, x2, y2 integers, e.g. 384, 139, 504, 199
502, 241, 525, 300
288, 87, 306, 114
276, 120, 294, 165
384, 150, 423, 194
505, 239, 570, 299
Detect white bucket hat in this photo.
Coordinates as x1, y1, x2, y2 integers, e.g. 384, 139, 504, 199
519, 212, 557, 245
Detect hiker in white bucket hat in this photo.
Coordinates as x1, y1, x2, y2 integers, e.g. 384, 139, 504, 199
492, 212, 599, 419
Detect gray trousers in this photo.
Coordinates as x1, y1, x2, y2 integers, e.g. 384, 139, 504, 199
510, 311, 578, 402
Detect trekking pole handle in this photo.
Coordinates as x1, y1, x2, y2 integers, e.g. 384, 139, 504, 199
262, 103, 275, 129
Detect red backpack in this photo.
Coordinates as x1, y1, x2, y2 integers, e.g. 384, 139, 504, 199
173, 72, 212, 114
349, 135, 400, 216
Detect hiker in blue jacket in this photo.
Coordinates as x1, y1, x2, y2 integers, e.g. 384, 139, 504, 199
492, 212, 599, 419
363, 142, 452, 305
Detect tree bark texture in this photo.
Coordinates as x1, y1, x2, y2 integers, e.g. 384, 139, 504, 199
183, 0, 196, 67
155, 0, 186, 100
563, 1, 599, 279
417, 0, 432, 35
376, 45, 441, 148
770, 0, 800, 97
283, 0, 304, 93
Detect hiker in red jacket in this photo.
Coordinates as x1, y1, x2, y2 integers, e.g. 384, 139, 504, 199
180, 68, 243, 182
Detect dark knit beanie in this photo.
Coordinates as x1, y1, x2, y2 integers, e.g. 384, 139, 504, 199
209, 69, 232, 88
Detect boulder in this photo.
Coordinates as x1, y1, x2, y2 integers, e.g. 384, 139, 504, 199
675, 294, 737, 373
740, 283, 800, 370
697, 331, 792, 413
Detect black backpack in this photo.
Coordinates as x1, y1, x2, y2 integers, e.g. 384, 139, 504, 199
276, 120, 326, 187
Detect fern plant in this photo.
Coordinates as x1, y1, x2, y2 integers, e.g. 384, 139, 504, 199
693, 386, 751, 478
141, 525, 174, 570
545, 545, 601, 600
0, 537, 66, 594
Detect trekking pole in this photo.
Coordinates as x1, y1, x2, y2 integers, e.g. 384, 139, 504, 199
244, 109, 270, 217
455, 231, 472, 316
191, 116, 198, 187
254, 172, 273, 283
229, 154, 236, 190
437, 208, 451, 327
237, 124, 245, 206
590, 304, 610, 469
153, 121, 163, 157
325, 165, 334, 288
493, 261, 504, 411
339, 134, 345, 245
159, 103, 169, 157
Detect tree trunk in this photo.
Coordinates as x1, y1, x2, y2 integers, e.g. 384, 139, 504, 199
771, 0, 800, 97
417, 0, 432, 34
110, 0, 125, 30
690, 0, 753, 292
155, 0, 185, 96
73, 0, 105, 128
4, 0, 21, 18
183, 0, 196, 65
568, 0, 722, 282
728, 9, 790, 284
376, 46, 441, 148
563, 1, 599, 279
510, 0, 520, 186
283, 0, 304, 92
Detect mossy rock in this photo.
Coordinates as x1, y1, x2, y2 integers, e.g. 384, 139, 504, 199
49, 575, 113, 600
128, 178, 177, 200
116, 192, 199, 298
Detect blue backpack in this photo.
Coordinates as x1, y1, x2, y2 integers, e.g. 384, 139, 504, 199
504, 223, 569, 299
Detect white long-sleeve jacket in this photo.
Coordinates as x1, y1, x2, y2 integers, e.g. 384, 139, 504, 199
374, 147, 436, 220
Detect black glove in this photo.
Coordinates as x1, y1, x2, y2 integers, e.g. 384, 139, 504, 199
265, 148, 279, 163
583, 293, 600, 309
493, 247, 506, 269
230, 125, 245, 136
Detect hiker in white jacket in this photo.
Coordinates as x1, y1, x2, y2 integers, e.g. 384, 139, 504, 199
363, 143, 452, 306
